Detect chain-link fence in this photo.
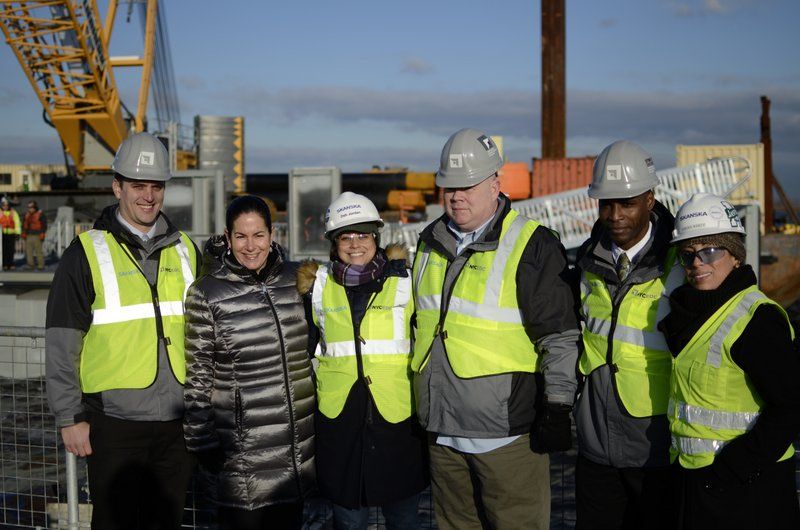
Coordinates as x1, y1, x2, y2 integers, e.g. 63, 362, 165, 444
0, 326, 599, 529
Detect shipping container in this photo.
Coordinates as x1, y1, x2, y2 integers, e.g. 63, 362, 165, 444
498, 162, 531, 200
531, 157, 595, 197
676, 144, 765, 233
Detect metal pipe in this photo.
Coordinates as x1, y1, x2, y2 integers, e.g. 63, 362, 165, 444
66, 452, 79, 529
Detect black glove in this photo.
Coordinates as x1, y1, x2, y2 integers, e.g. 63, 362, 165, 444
533, 403, 573, 453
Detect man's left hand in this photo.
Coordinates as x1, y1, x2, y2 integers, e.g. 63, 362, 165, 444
533, 403, 573, 453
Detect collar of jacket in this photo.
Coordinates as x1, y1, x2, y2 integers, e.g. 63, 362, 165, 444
93, 204, 181, 252
418, 194, 510, 260
577, 200, 675, 284
201, 233, 286, 284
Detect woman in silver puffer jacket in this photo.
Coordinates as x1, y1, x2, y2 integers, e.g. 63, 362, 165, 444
183, 195, 315, 530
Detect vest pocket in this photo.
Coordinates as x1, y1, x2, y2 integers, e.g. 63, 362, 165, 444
687, 361, 726, 405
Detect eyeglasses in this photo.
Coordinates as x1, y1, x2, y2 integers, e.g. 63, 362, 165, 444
336, 233, 373, 243
678, 246, 728, 267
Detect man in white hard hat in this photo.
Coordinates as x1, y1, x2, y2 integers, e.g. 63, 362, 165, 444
45, 132, 200, 530
411, 128, 581, 529
574, 140, 679, 529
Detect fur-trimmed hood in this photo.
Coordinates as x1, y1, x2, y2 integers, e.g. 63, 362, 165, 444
296, 243, 408, 295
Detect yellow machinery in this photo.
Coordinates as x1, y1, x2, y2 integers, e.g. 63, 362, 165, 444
0, 0, 192, 175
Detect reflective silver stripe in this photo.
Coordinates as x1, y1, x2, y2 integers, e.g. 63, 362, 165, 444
312, 266, 330, 358
89, 231, 194, 321
88, 230, 121, 310
326, 339, 411, 358
655, 261, 685, 323
413, 245, 431, 289
312, 266, 410, 357
415, 214, 531, 324
580, 276, 591, 318
416, 294, 442, 312
174, 237, 195, 301
669, 398, 759, 431
707, 290, 765, 367
393, 275, 412, 341
448, 295, 523, 324
480, 214, 528, 307
671, 435, 728, 455
92, 300, 186, 325
584, 316, 668, 350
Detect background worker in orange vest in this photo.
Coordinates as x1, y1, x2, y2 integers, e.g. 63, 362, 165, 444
22, 200, 47, 270
0, 196, 21, 270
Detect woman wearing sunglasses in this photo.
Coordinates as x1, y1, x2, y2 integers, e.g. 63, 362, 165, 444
659, 193, 800, 528
297, 192, 428, 529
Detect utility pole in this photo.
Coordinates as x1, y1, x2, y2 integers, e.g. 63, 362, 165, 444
541, 0, 566, 158
760, 96, 774, 231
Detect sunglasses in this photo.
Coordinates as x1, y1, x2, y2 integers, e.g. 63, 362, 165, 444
678, 246, 728, 267
336, 233, 373, 243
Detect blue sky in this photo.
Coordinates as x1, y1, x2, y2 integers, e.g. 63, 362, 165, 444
1, 0, 799, 196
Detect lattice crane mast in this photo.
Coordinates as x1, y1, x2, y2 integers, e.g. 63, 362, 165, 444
0, 0, 173, 175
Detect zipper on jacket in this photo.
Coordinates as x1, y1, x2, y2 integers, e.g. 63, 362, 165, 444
262, 283, 303, 495
234, 387, 243, 437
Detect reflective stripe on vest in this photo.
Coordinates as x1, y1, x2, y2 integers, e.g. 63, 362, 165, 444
78, 230, 196, 392
669, 286, 795, 469
579, 250, 683, 417
312, 265, 414, 423
411, 211, 541, 377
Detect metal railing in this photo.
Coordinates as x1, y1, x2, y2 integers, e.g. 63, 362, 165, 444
0, 327, 587, 528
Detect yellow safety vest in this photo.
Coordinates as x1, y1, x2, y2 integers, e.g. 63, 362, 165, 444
411, 210, 541, 377
78, 230, 197, 392
579, 249, 683, 417
1, 210, 21, 235
669, 286, 795, 469
311, 265, 414, 423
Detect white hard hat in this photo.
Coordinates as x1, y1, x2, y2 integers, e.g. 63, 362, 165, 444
324, 192, 383, 239
111, 132, 171, 182
588, 140, 659, 199
671, 193, 745, 243
436, 128, 503, 188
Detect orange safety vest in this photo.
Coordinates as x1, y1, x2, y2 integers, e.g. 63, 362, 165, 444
23, 210, 45, 234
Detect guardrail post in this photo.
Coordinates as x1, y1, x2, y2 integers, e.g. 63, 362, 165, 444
66, 451, 79, 529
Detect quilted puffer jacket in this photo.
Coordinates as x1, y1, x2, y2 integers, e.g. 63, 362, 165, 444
183, 235, 316, 509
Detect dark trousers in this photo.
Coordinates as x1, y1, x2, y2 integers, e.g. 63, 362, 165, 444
86, 413, 194, 530
677, 458, 800, 529
2, 233, 16, 269
576, 454, 674, 530
332, 492, 421, 530
217, 503, 304, 530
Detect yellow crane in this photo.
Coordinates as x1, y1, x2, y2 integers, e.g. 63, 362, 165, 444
0, 0, 190, 175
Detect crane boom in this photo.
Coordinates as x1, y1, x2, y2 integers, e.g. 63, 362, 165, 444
0, 0, 127, 173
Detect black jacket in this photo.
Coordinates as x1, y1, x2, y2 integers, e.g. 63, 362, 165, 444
659, 265, 800, 527
296, 245, 429, 509
183, 235, 316, 510
46, 205, 199, 425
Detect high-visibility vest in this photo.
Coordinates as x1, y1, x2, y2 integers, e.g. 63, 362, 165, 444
411, 210, 541, 377
1, 210, 20, 235
78, 230, 197, 393
311, 265, 414, 423
23, 210, 45, 234
669, 286, 795, 469
579, 249, 683, 417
